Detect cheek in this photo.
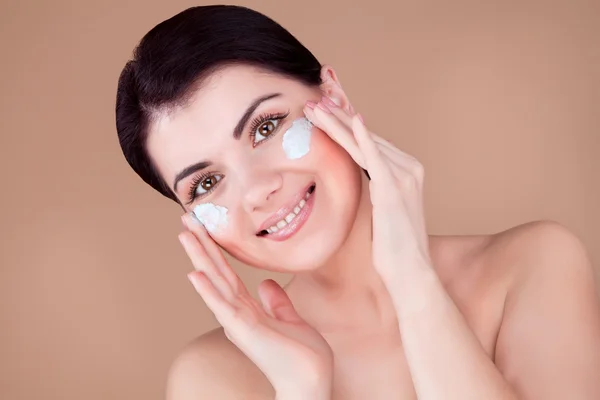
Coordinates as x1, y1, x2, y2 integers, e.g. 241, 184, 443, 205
310, 127, 357, 168
310, 127, 363, 199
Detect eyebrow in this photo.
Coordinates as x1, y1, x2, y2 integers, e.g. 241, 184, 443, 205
172, 92, 282, 194
233, 92, 282, 139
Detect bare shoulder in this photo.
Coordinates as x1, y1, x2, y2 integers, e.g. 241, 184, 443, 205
432, 219, 596, 321
166, 327, 274, 400
485, 219, 598, 315
440, 219, 595, 287
488, 221, 600, 397
484, 219, 596, 284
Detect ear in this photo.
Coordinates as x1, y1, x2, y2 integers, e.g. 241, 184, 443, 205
319, 65, 355, 114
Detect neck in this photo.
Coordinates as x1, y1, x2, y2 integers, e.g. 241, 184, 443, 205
287, 173, 399, 333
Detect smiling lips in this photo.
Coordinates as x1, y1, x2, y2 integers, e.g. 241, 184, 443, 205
257, 183, 316, 241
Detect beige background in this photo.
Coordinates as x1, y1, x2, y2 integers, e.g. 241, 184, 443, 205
1, 0, 598, 399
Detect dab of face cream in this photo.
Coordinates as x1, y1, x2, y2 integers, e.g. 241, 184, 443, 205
282, 117, 313, 159
192, 203, 228, 233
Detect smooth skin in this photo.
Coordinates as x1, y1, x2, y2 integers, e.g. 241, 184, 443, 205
164, 66, 600, 400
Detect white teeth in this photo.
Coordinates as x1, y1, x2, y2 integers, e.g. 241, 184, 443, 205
264, 186, 314, 234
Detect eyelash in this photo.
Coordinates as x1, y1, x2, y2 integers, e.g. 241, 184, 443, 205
187, 171, 220, 205
248, 110, 290, 147
186, 110, 290, 204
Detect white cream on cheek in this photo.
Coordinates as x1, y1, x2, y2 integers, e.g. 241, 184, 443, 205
282, 117, 313, 159
192, 203, 229, 233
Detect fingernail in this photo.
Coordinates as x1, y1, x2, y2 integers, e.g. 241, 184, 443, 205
303, 109, 315, 124
182, 212, 202, 228
316, 101, 332, 114
187, 271, 197, 285
305, 100, 316, 109
322, 96, 338, 108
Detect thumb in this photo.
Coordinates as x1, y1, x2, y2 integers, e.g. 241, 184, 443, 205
257, 279, 303, 323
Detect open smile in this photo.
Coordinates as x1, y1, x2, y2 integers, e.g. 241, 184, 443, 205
256, 183, 316, 242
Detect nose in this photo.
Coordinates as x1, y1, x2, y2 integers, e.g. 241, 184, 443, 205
241, 166, 283, 213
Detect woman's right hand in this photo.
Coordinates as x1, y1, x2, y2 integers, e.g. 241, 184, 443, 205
179, 213, 334, 400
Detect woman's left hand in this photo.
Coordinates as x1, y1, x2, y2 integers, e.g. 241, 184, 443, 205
303, 97, 433, 292
305, 97, 526, 400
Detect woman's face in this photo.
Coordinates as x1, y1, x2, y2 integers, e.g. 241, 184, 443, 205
147, 65, 363, 272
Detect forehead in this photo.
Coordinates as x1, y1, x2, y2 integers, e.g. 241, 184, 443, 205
146, 65, 313, 188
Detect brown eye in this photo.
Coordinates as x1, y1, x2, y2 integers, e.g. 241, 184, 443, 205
254, 119, 280, 145
201, 176, 217, 190
260, 121, 275, 136
195, 174, 223, 196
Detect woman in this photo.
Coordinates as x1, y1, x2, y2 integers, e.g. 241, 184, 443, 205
115, 5, 600, 399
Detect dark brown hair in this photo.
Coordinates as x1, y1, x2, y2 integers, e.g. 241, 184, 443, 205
115, 5, 322, 205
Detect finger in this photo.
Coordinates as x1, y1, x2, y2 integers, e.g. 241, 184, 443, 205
320, 95, 355, 127
188, 271, 267, 351
182, 214, 261, 315
304, 103, 366, 169
316, 103, 425, 232
178, 231, 236, 302
315, 97, 420, 178
351, 115, 395, 185
187, 270, 236, 324
257, 279, 304, 323
182, 213, 248, 297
